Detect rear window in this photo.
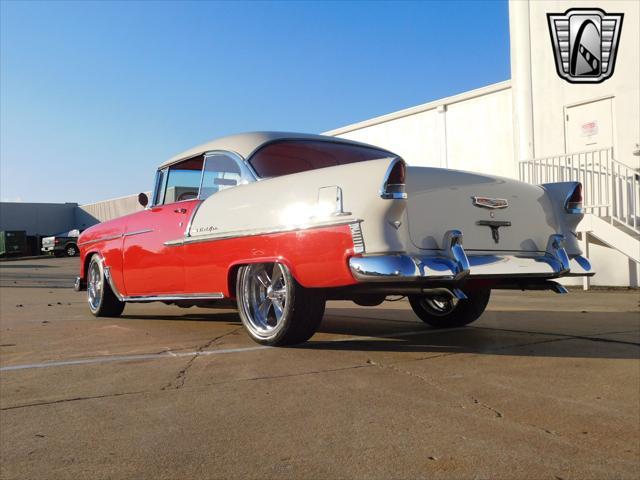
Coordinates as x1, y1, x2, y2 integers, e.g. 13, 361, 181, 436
248, 140, 393, 178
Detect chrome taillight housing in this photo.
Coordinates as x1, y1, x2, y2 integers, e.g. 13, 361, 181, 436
380, 159, 407, 200
565, 183, 583, 213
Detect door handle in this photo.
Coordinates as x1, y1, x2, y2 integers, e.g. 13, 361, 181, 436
174, 208, 187, 214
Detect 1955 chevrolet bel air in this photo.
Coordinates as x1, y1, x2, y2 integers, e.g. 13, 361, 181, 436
75, 132, 593, 345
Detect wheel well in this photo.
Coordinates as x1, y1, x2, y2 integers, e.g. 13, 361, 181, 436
227, 265, 241, 299
227, 260, 297, 300
82, 251, 97, 279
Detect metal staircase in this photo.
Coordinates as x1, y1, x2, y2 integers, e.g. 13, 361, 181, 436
519, 147, 640, 287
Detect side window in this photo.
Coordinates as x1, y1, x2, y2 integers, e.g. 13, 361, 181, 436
163, 156, 204, 204
199, 153, 243, 200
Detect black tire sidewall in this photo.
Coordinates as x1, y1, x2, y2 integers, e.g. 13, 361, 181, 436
87, 254, 125, 317
87, 255, 105, 315
409, 288, 491, 328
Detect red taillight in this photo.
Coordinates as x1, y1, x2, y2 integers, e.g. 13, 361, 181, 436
381, 160, 407, 199
54, 239, 60, 244
565, 183, 583, 213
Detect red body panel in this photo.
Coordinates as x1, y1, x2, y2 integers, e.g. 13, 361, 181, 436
78, 217, 127, 292
183, 224, 358, 297
79, 206, 357, 298
122, 200, 199, 295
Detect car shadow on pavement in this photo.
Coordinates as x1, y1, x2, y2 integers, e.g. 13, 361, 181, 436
115, 308, 639, 360
302, 309, 640, 360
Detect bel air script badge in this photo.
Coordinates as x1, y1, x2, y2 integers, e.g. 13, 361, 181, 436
471, 196, 508, 209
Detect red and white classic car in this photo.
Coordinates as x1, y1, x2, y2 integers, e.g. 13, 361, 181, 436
76, 132, 593, 345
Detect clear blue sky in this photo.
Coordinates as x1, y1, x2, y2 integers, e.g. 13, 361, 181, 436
1, 0, 510, 204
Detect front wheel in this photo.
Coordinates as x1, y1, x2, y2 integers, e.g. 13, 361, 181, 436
87, 254, 125, 317
408, 288, 490, 328
236, 262, 325, 346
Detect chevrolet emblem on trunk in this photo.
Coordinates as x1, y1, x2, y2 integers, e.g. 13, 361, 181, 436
472, 196, 508, 209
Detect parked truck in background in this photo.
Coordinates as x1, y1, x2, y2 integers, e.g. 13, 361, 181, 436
41, 229, 81, 257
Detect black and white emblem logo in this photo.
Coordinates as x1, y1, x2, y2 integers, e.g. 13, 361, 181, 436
547, 8, 623, 84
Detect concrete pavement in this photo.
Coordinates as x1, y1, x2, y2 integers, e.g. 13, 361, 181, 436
1, 257, 639, 479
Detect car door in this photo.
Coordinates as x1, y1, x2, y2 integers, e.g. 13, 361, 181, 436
122, 157, 203, 296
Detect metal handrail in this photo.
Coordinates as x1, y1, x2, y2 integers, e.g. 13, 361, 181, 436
519, 147, 639, 234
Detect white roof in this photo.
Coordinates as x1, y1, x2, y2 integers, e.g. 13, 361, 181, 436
159, 131, 392, 169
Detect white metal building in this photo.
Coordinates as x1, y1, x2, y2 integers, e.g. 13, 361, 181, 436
325, 0, 639, 287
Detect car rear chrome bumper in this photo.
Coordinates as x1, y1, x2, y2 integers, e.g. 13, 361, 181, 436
349, 232, 594, 283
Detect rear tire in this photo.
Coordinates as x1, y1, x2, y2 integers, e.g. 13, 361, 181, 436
87, 254, 125, 317
236, 262, 325, 346
408, 288, 490, 328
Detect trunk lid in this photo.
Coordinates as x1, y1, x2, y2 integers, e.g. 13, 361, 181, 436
406, 167, 558, 253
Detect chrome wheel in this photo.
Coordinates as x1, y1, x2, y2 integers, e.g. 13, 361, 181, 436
240, 263, 289, 337
87, 259, 103, 313
66, 245, 77, 257
421, 296, 457, 316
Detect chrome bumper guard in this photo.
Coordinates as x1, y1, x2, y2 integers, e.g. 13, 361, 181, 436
349, 231, 593, 283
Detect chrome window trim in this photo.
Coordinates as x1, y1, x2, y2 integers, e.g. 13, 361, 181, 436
198, 150, 256, 200
165, 217, 361, 247
245, 138, 396, 180
159, 156, 204, 205
151, 169, 168, 207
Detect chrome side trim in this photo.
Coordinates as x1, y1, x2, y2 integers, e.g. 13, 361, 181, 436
78, 234, 123, 247
164, 217, 360, 247
349, 222, 365, 254
123, 229, 154, 237
123, 293, 225, 302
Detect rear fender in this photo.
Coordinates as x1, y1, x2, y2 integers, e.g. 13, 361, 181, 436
541, 182, 584, 256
